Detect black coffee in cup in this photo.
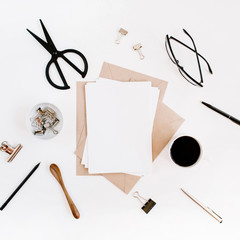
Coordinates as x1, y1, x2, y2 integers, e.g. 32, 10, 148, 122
170, 136, 201, 167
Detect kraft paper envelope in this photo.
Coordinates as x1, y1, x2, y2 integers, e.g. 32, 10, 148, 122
76, 62, 184, 194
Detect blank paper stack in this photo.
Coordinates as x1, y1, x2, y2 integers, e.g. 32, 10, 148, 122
82, 78, 160, 176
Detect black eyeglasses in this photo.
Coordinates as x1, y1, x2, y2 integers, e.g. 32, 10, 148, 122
165, 29, 213, 87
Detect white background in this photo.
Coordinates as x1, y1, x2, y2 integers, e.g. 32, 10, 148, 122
0, 0, 240, 239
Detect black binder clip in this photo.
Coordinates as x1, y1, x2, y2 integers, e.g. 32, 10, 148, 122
0, 141, 23, 162
133, 191, 156, 214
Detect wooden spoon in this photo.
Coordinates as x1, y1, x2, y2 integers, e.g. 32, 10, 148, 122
50, 163, 80, 219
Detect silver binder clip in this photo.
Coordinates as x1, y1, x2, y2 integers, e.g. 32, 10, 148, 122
0, 141, 23, 162
115, 28, 128, 44
133, 43, 145, 60
133, 191, 156, 214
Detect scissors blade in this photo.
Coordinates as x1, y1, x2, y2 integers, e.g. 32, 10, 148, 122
27, 28, 55, 54
39, 19, 57, 52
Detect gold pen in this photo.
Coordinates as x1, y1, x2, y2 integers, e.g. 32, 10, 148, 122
181, 188, 223, 223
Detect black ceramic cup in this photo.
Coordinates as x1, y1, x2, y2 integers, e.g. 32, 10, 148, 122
170, 136, 201, 167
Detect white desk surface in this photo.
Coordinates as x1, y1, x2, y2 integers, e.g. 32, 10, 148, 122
0, 0, 240, 239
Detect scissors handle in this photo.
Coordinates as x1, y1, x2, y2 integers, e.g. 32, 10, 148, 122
45, 49, 88, 90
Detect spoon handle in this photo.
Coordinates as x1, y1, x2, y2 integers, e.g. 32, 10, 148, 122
61, 183, 80, 219
50, 164, 80, 219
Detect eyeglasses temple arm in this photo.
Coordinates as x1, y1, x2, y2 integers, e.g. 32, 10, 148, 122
169, 36, 213, 74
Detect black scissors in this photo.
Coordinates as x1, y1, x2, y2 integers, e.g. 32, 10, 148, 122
27, 20, 88, 90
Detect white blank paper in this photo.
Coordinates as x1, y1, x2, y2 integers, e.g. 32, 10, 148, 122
85, 81, 159, 174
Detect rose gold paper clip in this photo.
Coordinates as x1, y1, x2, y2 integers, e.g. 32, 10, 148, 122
115, 28, 128, 44
133, 43, 145, 60
0, 141, 23, 162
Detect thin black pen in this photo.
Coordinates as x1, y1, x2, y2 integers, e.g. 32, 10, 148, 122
0, 162, 41, 210
201, 101, 240, 126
